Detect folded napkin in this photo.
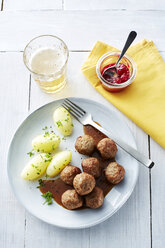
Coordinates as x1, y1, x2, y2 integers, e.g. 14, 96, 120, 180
82, 40, 165, 149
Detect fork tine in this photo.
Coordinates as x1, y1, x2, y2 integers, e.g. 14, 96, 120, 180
61, 103, 78, 119
63, 100, 84, 118
65, 98, 86, 115
62, 103, 81, 119
62, 102, 82, 118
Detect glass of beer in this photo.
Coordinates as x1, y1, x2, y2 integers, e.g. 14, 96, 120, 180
23, 35, 69, 94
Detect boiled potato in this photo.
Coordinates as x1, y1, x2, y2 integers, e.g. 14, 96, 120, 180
32, 133, 60, 153
21, 153, 52, 180
53, 107, 73, 136
46, 150, 72, 177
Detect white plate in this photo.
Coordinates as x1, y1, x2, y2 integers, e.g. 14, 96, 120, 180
7, 97, 139, 229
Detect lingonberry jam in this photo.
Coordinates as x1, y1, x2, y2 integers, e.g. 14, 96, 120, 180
101, 63, 130, 84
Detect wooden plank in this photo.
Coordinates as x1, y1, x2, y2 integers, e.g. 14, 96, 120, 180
25, 213, 90, 248
150, 51, 165, 248
0, 10, 164, 52
64, 0, 165, 10
28, 52, 150, 248
150, 139, 165, 248
4, 0, 62, 10
0, 52, 29, 248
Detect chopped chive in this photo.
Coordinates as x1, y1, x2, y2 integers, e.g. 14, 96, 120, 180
41, 192, 53, 205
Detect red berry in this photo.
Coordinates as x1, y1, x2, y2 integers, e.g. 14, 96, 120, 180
101, 63, 115, 75
115, 78, 122, 84
117, 64, 130, 77
121, 73, 129, 83
117, 64, 126, 76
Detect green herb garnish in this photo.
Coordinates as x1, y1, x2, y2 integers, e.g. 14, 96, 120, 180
44, 153, 52, 162
64, 118, 69, 122
52, 144, 55, 150
31, 164, 41, 175
43, 131, 50, 137
56, 120, 63, 127
42, 126, 48, 130
27, 151, 34, 157
45, 159, 52, 163
41, 192, 53, 205
37, 179, 45, 188
32, 164, 38, 169
45, 153, 51, 158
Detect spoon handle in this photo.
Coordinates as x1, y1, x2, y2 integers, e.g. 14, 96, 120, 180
116, 31, 137, 66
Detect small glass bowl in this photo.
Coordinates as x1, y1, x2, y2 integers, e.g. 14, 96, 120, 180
96, 52, 137, 92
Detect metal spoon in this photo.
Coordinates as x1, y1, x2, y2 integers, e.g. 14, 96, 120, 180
103, 31, 137, 78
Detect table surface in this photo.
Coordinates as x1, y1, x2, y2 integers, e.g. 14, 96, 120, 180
0, 1, 165, 247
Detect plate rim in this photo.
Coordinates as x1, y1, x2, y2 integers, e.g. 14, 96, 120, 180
7, 97, 139, 229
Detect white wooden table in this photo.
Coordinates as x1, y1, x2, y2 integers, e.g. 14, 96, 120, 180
0, 1, 165, 247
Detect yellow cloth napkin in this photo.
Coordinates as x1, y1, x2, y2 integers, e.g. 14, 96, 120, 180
82, 40, 165, 149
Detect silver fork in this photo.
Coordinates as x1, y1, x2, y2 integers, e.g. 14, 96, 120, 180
62, 98, 154, 169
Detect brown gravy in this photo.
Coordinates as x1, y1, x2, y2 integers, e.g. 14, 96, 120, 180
40, 125, 115, 209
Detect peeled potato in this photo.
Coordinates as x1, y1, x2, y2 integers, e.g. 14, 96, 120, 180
53, 106, 73, 136
32, 133, 60, 153
21, 153, 52, 180
46, 150, 72, 177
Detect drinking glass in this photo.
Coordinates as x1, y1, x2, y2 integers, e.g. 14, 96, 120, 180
23, 35, 69, 94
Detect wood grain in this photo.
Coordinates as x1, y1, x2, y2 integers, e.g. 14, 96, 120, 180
0, 52, 29, 248
64, 0, 165, 10
25, 213, 90, 248
4, 0, 62, 10
150, 139, 165, 248
150, 52, 165, 248
0, 10, 164, 52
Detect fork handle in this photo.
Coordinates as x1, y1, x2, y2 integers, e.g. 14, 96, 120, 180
89, 121, 154, 169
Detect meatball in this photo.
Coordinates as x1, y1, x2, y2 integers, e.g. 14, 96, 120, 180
75, 135, 95, 155
73, 172, 96, 195
61, 189, 83, 210
81, 157, 101, 178
97, 138, 117, 159
105, 162, 125, 184
60, 165, 81, 185
85, 187, 104, 209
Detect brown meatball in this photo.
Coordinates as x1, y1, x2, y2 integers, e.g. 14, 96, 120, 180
61, 189, 83, 210
75, 135, 95, 155
105, 162, 125, 184
97, 138, 117, 159
73, 172, 96, 195
85, 187, 104, 209
60, 165, 81, 185
81, 157, 101, 178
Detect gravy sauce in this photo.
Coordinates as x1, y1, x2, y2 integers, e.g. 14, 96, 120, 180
40, 125, 115, 208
